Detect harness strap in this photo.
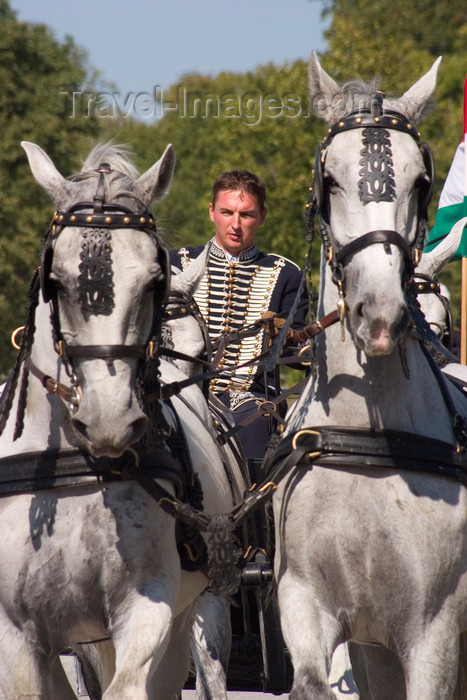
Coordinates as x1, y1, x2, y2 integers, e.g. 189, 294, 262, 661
263, 426, 467, 486
122, 462, 210, 529
410, 273, 441, 295
334, 229, 412, 267
52, 209, 156, 234
65, 344, 146, 361
160, 346, 211, 369
164, 299, 201, 321
290, 309, 340, 344
215, 377, 308, 446
222, 424, 467, 531
0, 447, 186, 496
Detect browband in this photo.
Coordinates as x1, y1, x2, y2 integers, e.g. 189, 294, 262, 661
323, 109, 422, 143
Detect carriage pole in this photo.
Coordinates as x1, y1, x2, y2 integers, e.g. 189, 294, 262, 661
461, 73, 467, 364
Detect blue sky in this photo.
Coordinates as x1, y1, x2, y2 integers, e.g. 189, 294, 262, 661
12, 0, 329, 97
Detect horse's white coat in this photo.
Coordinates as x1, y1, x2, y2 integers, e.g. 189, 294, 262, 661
417, 218, 467, 347
274, 54, 467, 700
0, 142, 235, 700
166, 244, 211, 377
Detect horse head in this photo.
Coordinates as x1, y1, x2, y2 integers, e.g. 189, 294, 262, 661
309, 52, 441, 356
22, 141, 175, 457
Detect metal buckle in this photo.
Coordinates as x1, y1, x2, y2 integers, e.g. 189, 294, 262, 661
291, 428, 322, 460
337, 282, 346, 342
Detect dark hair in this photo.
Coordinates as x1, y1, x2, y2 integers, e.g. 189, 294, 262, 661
212, 170, 267, 211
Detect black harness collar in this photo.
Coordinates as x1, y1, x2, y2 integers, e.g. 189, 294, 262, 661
262, 426, 467, 488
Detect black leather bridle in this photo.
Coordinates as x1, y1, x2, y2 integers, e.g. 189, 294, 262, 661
310, 96, 435, 292
40, 162, 170, 398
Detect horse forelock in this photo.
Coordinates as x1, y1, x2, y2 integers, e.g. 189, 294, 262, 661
80, 142, 139, 177
71, 142, 141, 202
339, 81, 415, 122
324, 78, 431, 126
340, 79, 381, 112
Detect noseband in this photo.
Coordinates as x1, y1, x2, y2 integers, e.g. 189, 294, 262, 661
309, 94, 434, 291
40, 163, 170, 403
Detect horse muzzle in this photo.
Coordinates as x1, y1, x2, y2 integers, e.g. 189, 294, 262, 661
70, 396, 148, 458
351, 297, 409, 356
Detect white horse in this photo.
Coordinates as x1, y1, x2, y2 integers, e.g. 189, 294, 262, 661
0, 141, 237, 700
163, 255, 358, 700
73, 245, 245, 700
272, 53, 467, 700
164, 245, 212, 378
168, 253, 246, 700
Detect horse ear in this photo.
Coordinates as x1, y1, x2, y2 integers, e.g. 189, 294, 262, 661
308, 51, 343, 124
21, 141, 71, 206
135, 144, 175, 206
418, 216, 467, 278
170, 242, 211, 296
390, 56, 442, 125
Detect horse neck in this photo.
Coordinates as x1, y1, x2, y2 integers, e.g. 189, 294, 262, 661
164, 312, 205, 377
288, 261, 455, 442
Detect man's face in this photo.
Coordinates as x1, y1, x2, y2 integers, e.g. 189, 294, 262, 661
209, 189, 267, 256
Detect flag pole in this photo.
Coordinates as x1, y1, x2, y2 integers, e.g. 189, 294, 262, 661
461, 73, 467, 364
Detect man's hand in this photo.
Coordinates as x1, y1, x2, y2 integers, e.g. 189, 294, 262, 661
261, 311, 294, 345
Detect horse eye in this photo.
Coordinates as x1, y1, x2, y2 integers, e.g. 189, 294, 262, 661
48, 273, 63, 290
324, 175, 339, 192
415, 174, 429, 192
145, 270, 164, 293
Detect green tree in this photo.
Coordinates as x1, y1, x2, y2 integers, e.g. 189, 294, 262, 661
3, 0, 466, 379
0, 0, 100, 377
100, 60, 324, 277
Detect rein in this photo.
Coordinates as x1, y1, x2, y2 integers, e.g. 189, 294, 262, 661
0, 270, 41, 440
143, 307, 336, 409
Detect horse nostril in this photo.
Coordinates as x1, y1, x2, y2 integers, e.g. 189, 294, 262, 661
356, 302, 364, 318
